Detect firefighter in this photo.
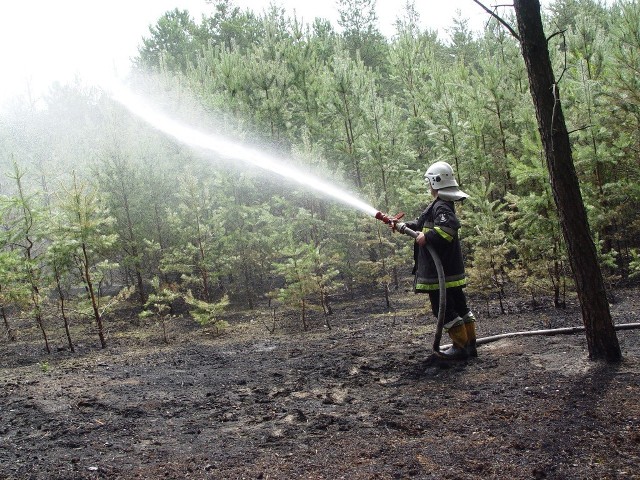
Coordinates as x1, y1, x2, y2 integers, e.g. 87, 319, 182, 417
404, 161, 477, 361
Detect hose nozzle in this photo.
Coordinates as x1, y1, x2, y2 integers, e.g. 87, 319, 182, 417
375, 211, 405, 225
375, 211, 418, 239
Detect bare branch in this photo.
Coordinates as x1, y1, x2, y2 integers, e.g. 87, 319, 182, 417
554, 30, 568, 84
547, 29, 567, 42
568, 125, 592, 135
472, 0, 520, 40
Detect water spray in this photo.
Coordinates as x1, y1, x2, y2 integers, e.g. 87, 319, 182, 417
109, 83, 379, 218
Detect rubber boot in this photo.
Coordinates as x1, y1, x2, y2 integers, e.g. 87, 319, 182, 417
463, 311, 477, 358
439, 322, 469, 360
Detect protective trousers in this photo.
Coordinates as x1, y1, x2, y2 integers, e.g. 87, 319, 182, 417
428, 286, 469, 323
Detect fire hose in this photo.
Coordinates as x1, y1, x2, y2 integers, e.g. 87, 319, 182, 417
375, 211, 446, 352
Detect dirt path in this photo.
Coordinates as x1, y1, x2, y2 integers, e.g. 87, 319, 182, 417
1, 289, 639, 479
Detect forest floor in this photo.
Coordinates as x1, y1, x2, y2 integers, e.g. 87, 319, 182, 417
1, 285, 639, 480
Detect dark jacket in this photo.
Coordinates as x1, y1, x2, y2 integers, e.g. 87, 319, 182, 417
405, 197, 466, 292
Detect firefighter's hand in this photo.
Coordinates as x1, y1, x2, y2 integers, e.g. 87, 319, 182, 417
416, 232, 426, 246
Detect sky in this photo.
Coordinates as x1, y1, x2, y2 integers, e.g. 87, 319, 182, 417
0, 0, 515, 107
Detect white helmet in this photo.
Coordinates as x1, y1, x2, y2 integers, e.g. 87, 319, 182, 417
425, 161, 458, 189
424, 161, 469, 200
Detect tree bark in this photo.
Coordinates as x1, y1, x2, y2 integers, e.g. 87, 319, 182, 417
513, 0, 621, 362
82, 243, 106, 349
2, 305, 16, 342
122, 193, 146, 306
53, 267, 75, 352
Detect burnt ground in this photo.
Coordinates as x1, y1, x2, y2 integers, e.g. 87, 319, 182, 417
1, 286, 639, 480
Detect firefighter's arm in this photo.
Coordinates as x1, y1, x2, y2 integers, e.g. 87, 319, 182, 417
404, 218, 419, 230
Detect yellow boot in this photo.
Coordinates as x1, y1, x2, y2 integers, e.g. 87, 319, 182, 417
438, 318, 469, 360
465, 321, 477, 357
463, 312, 477, 358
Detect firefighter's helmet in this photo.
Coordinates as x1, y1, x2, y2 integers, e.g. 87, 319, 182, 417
424, 161, 458, 190
424, 161, 469, 201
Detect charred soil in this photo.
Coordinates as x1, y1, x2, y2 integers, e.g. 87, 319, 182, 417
1, 287, 639, 480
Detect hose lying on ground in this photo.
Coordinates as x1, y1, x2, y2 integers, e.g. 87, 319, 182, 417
438, 322, 640, 351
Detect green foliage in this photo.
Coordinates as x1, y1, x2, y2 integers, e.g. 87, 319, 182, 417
269, 241, 343, 329
337, 0, 388, 69
1, 162, 51, 351
505, 187, 571, 305
93, 145, 156, 305
348, 212, 407, 308
141, 278, 180, 317
0, 250, 30, 309
184, 291, 230, 334
140, 277, 182, 343
54, 173, 119, 348
137, 9, 201, 73
270, 245, 320, 325
463, 180, 512, 303
162, 171, 219, 302
213, 197, 279, 309
54, 174, 119, 287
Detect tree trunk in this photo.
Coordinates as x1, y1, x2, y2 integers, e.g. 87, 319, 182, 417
2, 305, 16, 342
33, 298, 50, 354
301, 298, 307, 332
243, 264, 254, 310
82, 243, 106, 349
513, 0, 621, 362
121, 180, 146, 306
195, 217, 211, 302
54, 268, 74, 352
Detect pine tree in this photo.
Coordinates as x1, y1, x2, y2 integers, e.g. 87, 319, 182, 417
56, 173, 119, 349
3, 162, 50, 353
464, 180, 512, 314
